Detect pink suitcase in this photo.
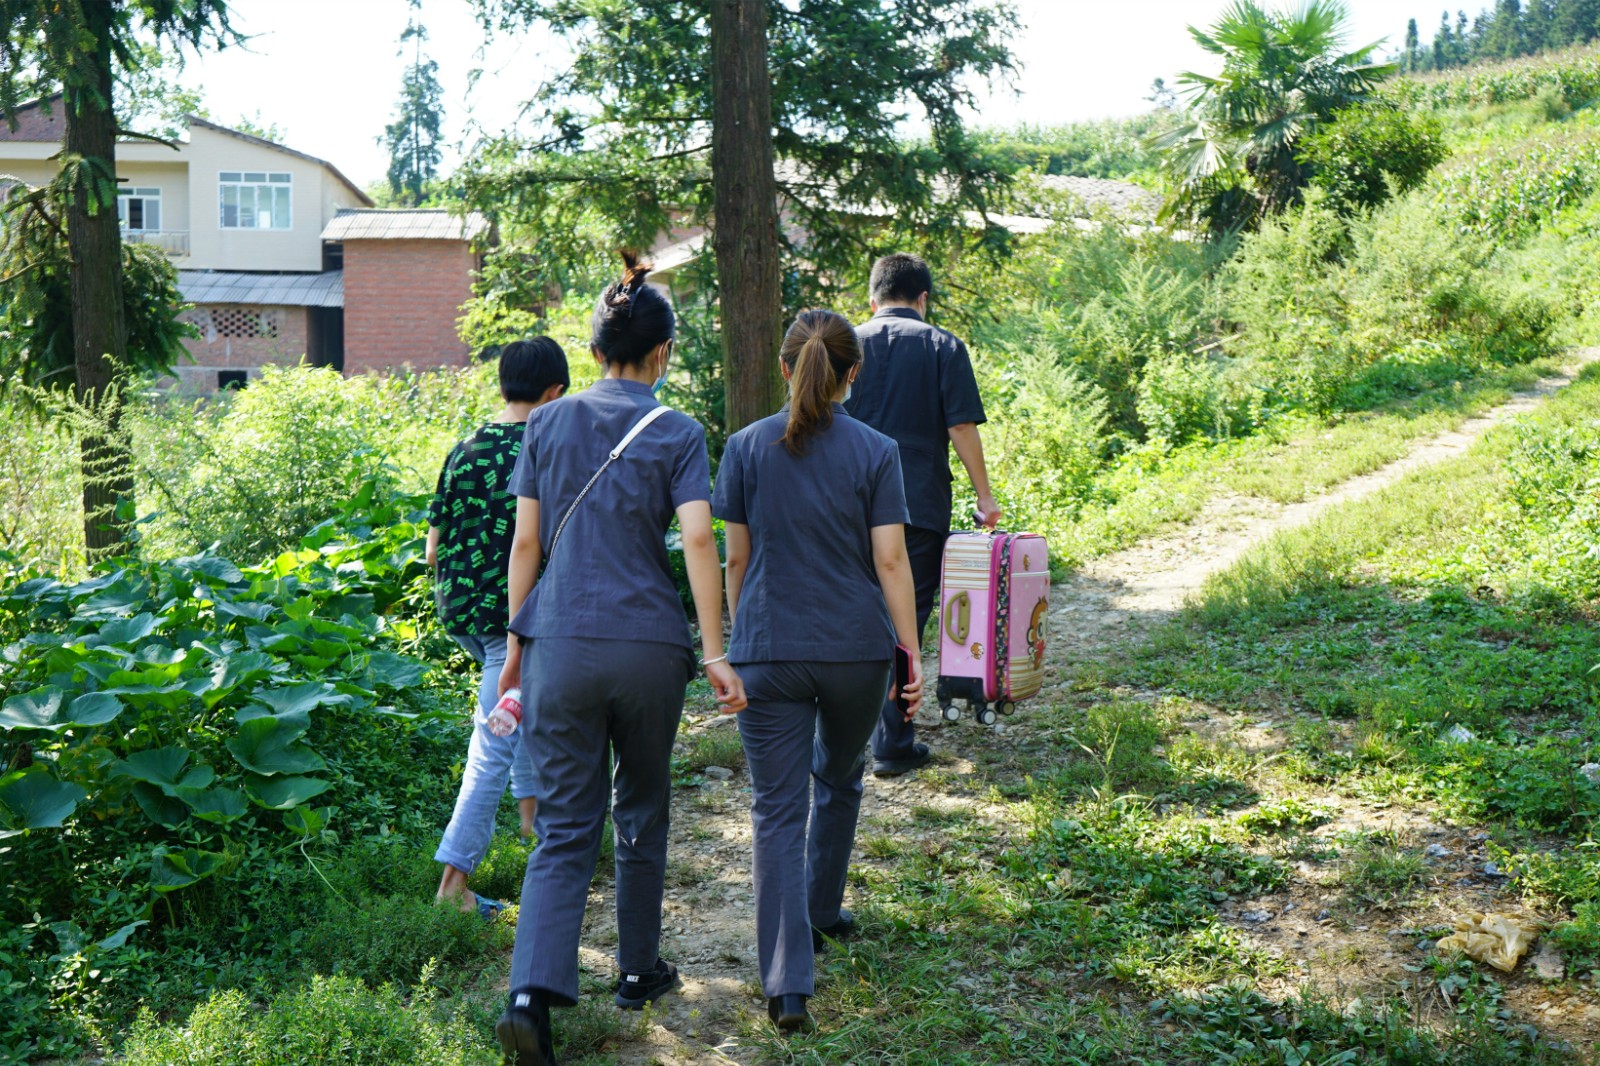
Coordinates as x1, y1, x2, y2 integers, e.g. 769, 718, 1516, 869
935, 531, 1050, 725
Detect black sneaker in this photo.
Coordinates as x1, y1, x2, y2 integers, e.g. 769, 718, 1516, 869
613, 958, 680, 1009
812, 908, 856, 953
496, 990, 556, 1066
872, 743, 931, 778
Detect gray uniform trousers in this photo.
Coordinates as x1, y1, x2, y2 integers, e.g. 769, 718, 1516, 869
510, 636, 693, 1005
736, 659, 892, 998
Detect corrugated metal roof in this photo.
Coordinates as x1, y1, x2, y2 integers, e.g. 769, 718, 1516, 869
178, 270, 344, 308
320, 209, 491, 242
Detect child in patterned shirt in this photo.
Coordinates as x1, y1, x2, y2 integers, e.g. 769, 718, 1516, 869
426, 338, 568, 918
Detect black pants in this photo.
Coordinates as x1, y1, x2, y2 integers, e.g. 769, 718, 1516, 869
872, 525, 945, 760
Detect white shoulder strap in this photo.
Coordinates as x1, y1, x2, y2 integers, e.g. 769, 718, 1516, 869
547, 405, 670, 565
610, 403, 672, 459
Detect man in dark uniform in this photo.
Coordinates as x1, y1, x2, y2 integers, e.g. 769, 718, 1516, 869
845, 252, 1000, 777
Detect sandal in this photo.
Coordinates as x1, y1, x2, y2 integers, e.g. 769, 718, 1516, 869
474, 894, 508, 921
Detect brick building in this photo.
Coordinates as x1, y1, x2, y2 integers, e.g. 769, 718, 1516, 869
0, 98, 490, 389
321, 210, 489, 374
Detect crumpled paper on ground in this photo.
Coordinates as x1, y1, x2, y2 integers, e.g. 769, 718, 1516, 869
1435, 912, 1539, 973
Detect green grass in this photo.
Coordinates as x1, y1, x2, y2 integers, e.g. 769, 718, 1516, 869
1051, 354, 1569, 568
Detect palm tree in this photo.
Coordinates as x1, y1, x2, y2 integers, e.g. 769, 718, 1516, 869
1155, 0, 1395, 237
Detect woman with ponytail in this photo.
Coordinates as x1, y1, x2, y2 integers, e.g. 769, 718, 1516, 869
711, 309, 924, 1034
493, 254, 745, 1066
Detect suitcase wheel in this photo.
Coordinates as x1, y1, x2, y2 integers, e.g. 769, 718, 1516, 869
998, 700, 1015, 717
976, 706, 997, 726
940, 702, 961, 722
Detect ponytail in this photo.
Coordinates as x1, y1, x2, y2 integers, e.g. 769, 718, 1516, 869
779, 310, 862, 456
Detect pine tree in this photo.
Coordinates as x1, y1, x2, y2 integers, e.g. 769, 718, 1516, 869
1551, 0, 1600, 44
1525, 0, 1554, 49
0, 1, 240, 557
380, 0, 444, 206
1404, 17, 1420, 70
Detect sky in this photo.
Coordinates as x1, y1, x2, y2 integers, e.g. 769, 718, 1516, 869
172, 0, 1415, 189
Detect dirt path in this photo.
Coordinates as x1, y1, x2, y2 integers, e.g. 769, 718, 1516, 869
1054, 350, 1600, 657
581, 351, 1599, 1064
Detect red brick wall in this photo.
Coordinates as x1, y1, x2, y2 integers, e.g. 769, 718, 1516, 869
342, 238, 476, 374
173, 304, 309, 391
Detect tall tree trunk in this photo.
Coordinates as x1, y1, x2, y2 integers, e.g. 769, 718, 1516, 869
64, 0, 133, 559
709, 0, 783, 434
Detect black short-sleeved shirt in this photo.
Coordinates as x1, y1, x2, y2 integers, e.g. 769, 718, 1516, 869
712, 406, 910, 664
507, 378, 711, 648
428, 421, 524, 636
844, 307, 986, 534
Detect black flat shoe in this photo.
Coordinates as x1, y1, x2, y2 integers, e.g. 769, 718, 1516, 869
496, 992, 556, 1065
768, 993, 814, 1033
812, 908, 856, 952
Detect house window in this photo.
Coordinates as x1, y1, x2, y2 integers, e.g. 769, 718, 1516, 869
118, 187, 161, 232
219, 171, 291, 230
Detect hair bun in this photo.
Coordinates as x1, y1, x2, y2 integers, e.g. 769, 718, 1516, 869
605, 251, 653, 309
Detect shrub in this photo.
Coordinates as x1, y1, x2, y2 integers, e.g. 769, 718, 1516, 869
119, 976, 497, 1066
1222, 194, 1362, 411
135, 366, 404, 561
958, 347, 1110, 547
1344, 194, 1553, 364
1303, 102, 1448, 214
1135, 351, 1254, 445
294, 895, 511, 990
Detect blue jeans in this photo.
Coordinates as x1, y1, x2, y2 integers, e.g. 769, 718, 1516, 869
433, 633, 537, 876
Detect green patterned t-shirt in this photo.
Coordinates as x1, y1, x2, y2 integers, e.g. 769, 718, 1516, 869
428, 421, 524, 635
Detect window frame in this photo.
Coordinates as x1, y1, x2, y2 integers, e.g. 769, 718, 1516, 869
217, 170, 293, 231
117, 186, 163, 233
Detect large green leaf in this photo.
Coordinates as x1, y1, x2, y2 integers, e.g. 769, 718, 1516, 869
226, 712, 324, 776
353, 649, 427, 691
178, 787, 248, 824
173, 553, 244, 585
245, 682, 350, 718
282, 803, 336, 837
245, 774, 330, 810
203, 651, 278, 708
0, 688, 124, 732
111, 746, 190, 789
94, 612, 162, 646
214, 599, 276, 625
130, 782, 188, 828
0, 768, 87, 832
151, 847, 226, 892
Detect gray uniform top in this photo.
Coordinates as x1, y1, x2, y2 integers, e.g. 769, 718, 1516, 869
844, 307, 986, 534
507, 378, 711, 649
712, 405, 910, 664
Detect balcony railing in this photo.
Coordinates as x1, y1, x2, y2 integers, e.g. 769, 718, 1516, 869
122, 229, 189, 256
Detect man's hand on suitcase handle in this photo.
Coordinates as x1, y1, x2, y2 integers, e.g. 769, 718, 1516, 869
973, 495, 1002, 530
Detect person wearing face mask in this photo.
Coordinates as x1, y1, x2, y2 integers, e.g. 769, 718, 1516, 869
493, 254, 747, 1066
713, 310, 924, 1035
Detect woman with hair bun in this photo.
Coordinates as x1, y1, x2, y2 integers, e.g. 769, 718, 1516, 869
711, 309, 924, 1034
494, 254, 746, 1066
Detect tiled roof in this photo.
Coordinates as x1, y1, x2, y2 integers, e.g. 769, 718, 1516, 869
178, 270, 344, 308
0, 95, 66, 142
321, 209, 491, 242
1036, 175, 1161, 221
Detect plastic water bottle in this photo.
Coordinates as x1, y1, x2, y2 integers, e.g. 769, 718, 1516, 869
486, 688, 523, 737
